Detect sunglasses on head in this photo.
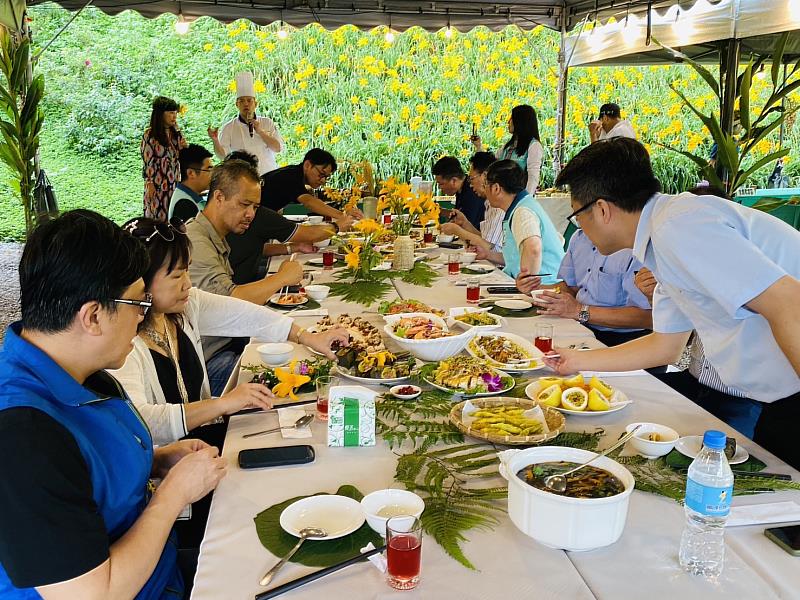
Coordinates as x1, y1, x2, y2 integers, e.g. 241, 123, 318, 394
123, 217, 187, 243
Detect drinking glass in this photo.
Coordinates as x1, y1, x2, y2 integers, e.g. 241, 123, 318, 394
315, 376, 334, 421
383, 213, 392, 225
466, 277, 480, 304
322, 250, 335, 269
534, 323, 554, 353
448, 252, 461, 276
386, 516, 422, 590
423, 228, 434, 244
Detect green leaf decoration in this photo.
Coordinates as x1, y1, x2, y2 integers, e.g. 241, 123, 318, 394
376, 388, 463, 449
478, 301, 539, 318
394, 443, 508, 570
328, 280, 392, 306
253, 484, 383, 568
395, 261, 439, 286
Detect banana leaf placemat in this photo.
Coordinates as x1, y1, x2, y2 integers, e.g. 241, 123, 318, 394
254, 485, 382, 568
664, 448, 767, 472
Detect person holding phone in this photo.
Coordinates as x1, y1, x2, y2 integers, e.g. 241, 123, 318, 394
0, 210, 226, 599
588, 103, 637, 143
208, 71, 284, 176
471, 104, 543, 195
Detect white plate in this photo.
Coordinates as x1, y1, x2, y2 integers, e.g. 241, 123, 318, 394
284, 215, 308, 223
423, 367, 515, 398
280, 495, 366, 540
462, 264, 495, 274
494, 299, 531, 311
268, 294, 309, 308
334, 363, 415, 385
524, 380, 632, 416
466, 332, 545, 372
308, 257, 325, 266
674, 435, 750, 465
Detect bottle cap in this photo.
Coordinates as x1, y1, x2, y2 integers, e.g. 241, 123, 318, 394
702, 430, 726, 450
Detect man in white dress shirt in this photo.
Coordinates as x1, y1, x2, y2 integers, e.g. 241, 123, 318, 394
208, 71, 284, 175
589, 103, 637, 143
545, 137, 800, 468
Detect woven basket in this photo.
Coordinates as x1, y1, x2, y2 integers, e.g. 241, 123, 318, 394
449, 397, 565, 446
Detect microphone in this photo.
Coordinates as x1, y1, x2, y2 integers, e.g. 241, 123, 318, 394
248, 113, 254, 138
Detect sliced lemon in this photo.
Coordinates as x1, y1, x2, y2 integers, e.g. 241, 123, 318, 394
561, 387, 588, 411
587, 389, 611, 411
563, 373, 585, 388
537, 383, 562, 407
589, 376, 614, 397
537, 376, 564, 389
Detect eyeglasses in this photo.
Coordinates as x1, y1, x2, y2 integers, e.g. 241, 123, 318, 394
123, 217, 187, 243
114, 292, 153, 316
566, 198, 600, 227
191, 166, 213, 173
313, 165, 333, 181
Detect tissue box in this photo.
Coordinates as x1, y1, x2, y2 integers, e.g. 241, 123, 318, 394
327, 385, 376, 447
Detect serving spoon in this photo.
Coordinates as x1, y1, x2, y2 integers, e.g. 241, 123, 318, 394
243, 414, 314, 439
260, 526, 328, 586
544, 425, 642, 493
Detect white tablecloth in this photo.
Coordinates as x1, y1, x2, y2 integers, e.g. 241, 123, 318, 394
192, 255, 800, 600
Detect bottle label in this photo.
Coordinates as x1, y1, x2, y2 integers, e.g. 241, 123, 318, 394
685, 477, 733, 517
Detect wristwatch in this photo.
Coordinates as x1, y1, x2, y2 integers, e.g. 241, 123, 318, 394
577, 304, 590, 324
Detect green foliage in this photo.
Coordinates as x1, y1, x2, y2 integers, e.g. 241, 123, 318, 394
254, 484, 383, 567
392, 260, 438, 286
394, 443, 507, 570
376, 389, 462, 448
327, 279, 392, 305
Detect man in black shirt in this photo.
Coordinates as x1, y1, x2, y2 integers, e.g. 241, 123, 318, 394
432, 155, 486, 230
261, 148, 361, 226
169, 144, 213, 221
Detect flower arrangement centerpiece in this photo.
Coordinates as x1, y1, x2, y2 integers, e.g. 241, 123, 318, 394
327, 219, 395, 305
378, 178, 441, 269
322, 159, 377, 215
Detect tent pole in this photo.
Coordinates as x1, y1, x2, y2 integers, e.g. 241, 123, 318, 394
554, 8, 569, 179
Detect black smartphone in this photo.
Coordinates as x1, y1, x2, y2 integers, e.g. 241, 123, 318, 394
765, 525, 800, 556
238, 445, 315, 470
486, 286, 521, 294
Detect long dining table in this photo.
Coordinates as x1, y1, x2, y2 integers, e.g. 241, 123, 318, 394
191, 251, 800, 600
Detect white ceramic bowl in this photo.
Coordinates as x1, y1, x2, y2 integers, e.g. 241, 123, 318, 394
360, 489, 425, 536
389, 384, 422, 400
461, 252, 477, 265
257, 343, 294, 366
498, 446, 635, 551
626, 422, 679, 458
304, 284, 330, 302
383, 313, 476, 362
313, 237, 331, 248
307, 215, 324, 225
437, 233, 455, 243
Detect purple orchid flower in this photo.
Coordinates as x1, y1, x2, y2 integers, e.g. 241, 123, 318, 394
298, 362, 310, 376
481, 372, 503, 392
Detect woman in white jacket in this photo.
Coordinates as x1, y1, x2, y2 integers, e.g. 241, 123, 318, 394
111, 217, 347, 447
471, 104, 544, 195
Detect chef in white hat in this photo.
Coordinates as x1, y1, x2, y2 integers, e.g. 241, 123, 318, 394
208, 71, 284, 175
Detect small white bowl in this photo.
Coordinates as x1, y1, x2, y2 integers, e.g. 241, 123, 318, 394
437, 234, 455, 243
626, 422, 679, 458
495, 299, 531, 311
257, 343, 294, 367
461, 252, 477, 265
307, 215, 324, 225
304, 284, 330, 302
389, 384, 422, 400
360, 489, 425, 536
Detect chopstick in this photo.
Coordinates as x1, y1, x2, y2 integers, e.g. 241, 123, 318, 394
232, 399, 317, 416
254, 545, 387, 600
517, 273, 552, 279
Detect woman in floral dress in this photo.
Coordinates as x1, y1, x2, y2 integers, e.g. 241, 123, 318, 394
141, 96, 187, 221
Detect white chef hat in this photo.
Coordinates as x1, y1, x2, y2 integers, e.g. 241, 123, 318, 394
235, 71, 255, 98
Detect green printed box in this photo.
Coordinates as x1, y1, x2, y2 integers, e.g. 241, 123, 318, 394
327, 386, 376, 447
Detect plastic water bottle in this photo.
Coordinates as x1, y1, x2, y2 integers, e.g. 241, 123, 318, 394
678, 430, 734, 577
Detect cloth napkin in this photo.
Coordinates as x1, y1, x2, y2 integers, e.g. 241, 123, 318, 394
278, 407, 313, 439
726, 501, 800, 527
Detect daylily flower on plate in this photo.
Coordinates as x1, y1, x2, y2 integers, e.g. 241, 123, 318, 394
272, 362, 311, 400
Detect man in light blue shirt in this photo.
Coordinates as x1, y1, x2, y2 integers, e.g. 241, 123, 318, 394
545, 138, 800, 467
519, 229, 652, 346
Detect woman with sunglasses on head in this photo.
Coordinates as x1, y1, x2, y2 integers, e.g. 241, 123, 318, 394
111, 217, 348, 449
142, 96, 188, 222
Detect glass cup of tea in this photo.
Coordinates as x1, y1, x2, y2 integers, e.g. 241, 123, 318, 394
383, 213, 392, 225
322, 249, 335, 269
315, 375, 334, 421
448, 252, 462, 276
534, 323, 554, 353
386, 516, 422, 590
423, 228, 434, 244
466, 277, 480, 304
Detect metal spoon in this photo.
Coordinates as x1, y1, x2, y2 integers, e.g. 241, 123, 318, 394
544, 425, 642, 493
243, 414, 314, 439
260, 526, 328, 586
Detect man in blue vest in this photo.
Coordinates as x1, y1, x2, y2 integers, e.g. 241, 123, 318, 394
474, 160, 564, 284
0, 210, 226, 598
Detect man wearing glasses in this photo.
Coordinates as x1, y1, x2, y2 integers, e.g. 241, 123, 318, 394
545, 138, 800, 468
432, 156, 485, 230
168, 143, 213, 221
259, 148, 361, 226
0, 210, 225, 598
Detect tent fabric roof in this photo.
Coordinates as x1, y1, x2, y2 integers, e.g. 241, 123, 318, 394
28, 0, 669, 32
566, 0, 800, 66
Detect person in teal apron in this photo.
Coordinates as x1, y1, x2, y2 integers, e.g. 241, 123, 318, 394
475, 160, 564, 284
